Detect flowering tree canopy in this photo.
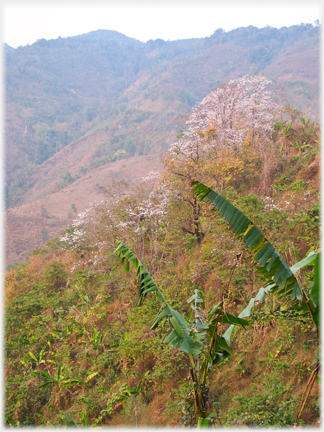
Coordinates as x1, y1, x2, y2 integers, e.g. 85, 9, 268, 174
169, 75, 278, 162
60, 171, 172, 266
61, 75, 281, 263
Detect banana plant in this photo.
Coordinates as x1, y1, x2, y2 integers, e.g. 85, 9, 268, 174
191, 181, 319, 334
77, 292, 90, 309
62, 370, 99, 387
222, 250, 320, 347
114, 240, 250, 425
21, 344, 56, 372
275, 120, 293, 137
280, 139, 309, 156
5, 414, 20, 427
191, 180, 320, 422
36, 367, 64, 388
35, 365, 77, 389
283, 121, 292, 136
36, 365, 98, 390
90, 327, 107, 350
22, 346, 47, 370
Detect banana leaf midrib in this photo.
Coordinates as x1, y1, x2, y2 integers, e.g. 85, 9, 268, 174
191, 181, 303, 300
114, 240, 202, 361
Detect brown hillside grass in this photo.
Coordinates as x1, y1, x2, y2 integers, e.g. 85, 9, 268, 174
5, 154, 162, 266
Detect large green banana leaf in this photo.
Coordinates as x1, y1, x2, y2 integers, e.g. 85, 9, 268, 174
191, 181, 320, 343
191, 180, 303, 300
311, 252, 320, 309
223, 251, 321, 344
115, 240, 163, 305
290, 250, 320, 310
223, 284, 274, 344
115, 240, 203, 359
292, 250, 320, 328
114, 240, 251, 359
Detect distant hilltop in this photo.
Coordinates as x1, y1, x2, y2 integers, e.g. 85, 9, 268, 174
4, 23, 320, 262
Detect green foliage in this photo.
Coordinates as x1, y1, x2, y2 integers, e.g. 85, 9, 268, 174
44, 260, 68, 290
4, 70, 320, 427
59, 171, 79, 188
192, 181, 303, 299
115, 240, 251, 423
224, 377, 298, 426
5, 169, 320, 426
192, 181, 320, 347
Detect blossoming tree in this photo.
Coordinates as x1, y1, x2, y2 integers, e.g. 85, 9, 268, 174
165, 75, 279, 243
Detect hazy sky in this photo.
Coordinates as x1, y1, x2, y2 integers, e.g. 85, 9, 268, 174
3, 0, 322, 48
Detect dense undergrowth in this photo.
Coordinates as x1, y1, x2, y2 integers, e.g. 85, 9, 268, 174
4, 81, 320, 427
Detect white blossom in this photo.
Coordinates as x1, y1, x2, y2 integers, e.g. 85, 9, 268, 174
169, 75, 278, 162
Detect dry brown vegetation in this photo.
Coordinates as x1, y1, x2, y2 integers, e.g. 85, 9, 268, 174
6, 154, 161, 266
4, 107, 320, 427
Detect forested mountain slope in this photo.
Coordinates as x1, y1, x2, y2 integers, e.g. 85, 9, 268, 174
4, 76, 320, 426
5, 23, 320, 265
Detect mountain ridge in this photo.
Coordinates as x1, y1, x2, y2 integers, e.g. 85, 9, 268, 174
5, 23, 320, 265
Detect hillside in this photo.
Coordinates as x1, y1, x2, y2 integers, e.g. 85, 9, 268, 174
5, 154, 161, 266
4, 23, 320, 265
4, 89, 320, 426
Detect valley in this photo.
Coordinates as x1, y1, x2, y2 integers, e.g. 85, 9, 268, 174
5, 24, 320, 266
4, 24, 321, 427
